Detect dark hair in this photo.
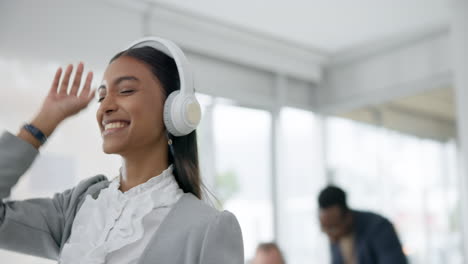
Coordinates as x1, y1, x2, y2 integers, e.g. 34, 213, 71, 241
111, 46, 202, 199
256, 242, 286, 264
318, 185, 348, 212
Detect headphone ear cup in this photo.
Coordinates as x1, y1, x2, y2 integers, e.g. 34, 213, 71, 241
164, 91, 202, 137
163, 91, 180, 136
185, 98, 202, 127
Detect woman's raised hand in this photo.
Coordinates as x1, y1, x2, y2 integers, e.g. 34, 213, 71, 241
19, 63, 96, 148
39, 62, 96, 125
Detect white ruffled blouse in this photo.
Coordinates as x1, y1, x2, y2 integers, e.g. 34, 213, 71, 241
60, 165, 183, 264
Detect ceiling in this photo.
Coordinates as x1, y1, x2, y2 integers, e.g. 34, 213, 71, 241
146, 0, 455, 140
149, 0, 450, 53
339, 87, 457, 141
390, 87, 454, 122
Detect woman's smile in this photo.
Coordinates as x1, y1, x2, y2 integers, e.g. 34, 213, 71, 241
102, 120, 131, 136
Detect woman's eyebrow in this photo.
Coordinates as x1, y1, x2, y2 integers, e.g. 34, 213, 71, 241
98, 76, 139, 92
113, 76, 140, 86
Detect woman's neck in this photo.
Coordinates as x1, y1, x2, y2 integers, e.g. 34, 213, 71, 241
119, 142, 169, 192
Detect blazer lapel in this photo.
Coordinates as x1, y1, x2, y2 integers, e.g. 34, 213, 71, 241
137, 193, 200, 264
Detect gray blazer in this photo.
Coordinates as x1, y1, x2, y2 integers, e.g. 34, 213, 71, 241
0, 131, 244, 263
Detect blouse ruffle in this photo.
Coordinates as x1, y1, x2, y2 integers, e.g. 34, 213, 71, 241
60, 165, 182, 264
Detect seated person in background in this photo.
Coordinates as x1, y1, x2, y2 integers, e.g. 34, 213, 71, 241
318, 186, 407, 264
251, 242, 286, 264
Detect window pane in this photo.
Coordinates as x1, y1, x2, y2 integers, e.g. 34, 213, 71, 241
278, 107, 329, 263
212, 103, 273, 260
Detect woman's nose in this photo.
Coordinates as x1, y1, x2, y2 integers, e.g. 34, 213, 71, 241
100, 96, 118, 114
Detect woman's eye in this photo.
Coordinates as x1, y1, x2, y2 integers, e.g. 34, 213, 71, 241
121, 89, 135, 94
98, 97, 105, 103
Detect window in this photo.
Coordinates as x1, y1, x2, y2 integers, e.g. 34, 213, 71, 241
326, 117, 462, 264
277, 107, 329, 263
212, 102, 273, 260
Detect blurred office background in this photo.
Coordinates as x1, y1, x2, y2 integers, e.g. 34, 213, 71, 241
1, 0, 468, 263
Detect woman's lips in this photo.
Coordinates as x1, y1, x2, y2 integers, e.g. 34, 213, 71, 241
102, 121, 130, 136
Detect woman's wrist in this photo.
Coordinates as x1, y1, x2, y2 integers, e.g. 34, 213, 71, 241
16, 114, 61, 149
17, 127, 42, 149
30, 113, 62, 138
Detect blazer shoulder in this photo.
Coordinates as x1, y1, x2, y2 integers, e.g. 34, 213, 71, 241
353, 210, 387, 224
138, 193, 244, 263
169, 193, 242, 234
353, 210, 394, 237
175, 193, 222, 224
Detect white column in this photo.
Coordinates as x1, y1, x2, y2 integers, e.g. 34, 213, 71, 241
450, 0, 468, 260
271, 74, 287, 241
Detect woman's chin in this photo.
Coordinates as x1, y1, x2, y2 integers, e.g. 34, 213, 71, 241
103, 148, 116, 154
102, 142, 124, 154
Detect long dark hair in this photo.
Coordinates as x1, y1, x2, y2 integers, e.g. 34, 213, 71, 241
111, 46, 202, 199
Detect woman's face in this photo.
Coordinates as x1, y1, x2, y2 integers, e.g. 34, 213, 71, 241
96, 56, 166, 155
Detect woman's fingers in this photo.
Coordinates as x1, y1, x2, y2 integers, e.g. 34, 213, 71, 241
49, 67, 62, 95
52, 63, 93, 108
58, 64, 73, 95
79, 71, 93, 99
85, 89, 96, 105
70, 62, 84, 96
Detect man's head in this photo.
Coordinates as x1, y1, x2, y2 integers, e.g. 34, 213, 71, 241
318, 186, 353, 243
251, 242, 285, 264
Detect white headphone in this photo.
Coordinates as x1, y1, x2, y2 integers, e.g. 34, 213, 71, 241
125, 37, 202, 137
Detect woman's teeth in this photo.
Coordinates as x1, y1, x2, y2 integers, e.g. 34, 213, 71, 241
104, 122, 128, 131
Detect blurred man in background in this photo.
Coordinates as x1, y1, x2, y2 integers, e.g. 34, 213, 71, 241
251, 242, 286, 264
318, 186, 407, 264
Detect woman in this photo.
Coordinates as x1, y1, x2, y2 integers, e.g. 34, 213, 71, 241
0, 37, 244, 263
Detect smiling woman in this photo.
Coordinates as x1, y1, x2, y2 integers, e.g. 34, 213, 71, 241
0, 37, 243, 264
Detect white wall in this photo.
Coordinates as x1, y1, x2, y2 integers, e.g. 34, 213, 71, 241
320, 28, 452, 114
0, 0, 323, 111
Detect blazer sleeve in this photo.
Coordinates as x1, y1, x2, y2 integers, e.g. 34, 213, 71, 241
0, 131, 73, 260
371, 218, 408, 264
199, 210, 244, 264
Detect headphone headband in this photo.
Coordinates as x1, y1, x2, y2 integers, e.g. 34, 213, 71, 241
125, 37, 194, 96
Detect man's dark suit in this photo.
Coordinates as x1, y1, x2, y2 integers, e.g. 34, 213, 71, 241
330, 210, 407, 264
